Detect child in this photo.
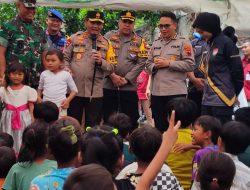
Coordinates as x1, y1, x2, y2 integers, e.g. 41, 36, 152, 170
108, 113, 136, 165
192, 121, 250, 190
0, 132, 14, 148
0, 146, 16, 188
2, 121, 57, 190
191, 116, 221, 181
197, 152, 236, 190
81, 125, 124, 176
0, 63, 37, 152
235, 107, 250, 167
63, 164, 115, 190
136, 70, 154, 127
30, 117, 82, 190
166, 97, 198, 190
33, 101, 59, 123
38, 49, 78, 117
116, 126, 183, 190
136, 111, 181, 190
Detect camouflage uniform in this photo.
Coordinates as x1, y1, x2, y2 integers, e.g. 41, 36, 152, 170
0, 16, 47, 87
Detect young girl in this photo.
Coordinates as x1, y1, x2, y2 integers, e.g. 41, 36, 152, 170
0, 63, 37, 152
2, 121, 57, 190
30, 117, 82, 190
38, 49, 78, 117
136, 70, 154, 127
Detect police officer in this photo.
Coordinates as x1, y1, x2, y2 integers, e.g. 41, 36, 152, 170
45, 9, 66, 51
64, 10, 116, 127
103, 11, 148, 131
0, 0, 47, 88
146, 12, 195, 132
192, 12, 244, 124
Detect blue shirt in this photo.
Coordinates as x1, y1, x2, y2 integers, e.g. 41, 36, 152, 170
30, 167, 74, 190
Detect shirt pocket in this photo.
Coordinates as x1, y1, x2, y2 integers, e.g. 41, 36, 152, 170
13, 34, 26, 54
153, 49, 161, 59
73, 45, 86, 61
127, 46, 139, 62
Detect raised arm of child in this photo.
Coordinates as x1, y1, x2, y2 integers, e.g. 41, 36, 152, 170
136, 111, 181, 190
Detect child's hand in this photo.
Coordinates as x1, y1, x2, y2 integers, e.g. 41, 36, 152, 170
173, 143, 192, 153
61, 99, 70, 109
162, 110, 181, 148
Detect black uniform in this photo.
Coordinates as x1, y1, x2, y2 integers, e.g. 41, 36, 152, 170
201, 33, 244, 124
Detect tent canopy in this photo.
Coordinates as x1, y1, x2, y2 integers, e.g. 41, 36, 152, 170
1, 0, 249, 39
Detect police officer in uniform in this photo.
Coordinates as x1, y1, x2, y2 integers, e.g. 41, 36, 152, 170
192, 12, 244, 124
103, 11, 148, 131
45, 9, 66, 52
64, 10, 116, 127
146, 12, 195, 132
0, 0, 47, 88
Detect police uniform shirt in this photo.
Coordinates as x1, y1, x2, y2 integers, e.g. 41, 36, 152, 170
146, 35, 195, 96
64, 31, 116, 98
104, 30, 148, 91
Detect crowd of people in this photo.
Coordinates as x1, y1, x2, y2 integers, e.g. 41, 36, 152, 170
0, 0, 250, 189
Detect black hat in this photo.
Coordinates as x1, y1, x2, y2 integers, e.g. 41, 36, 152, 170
86, 10, 104, 23
48, 9, 65, 22
120, 11, 136, 22
223, 26, 238, 44
192, 12, 221, 36
19, 0, 36, 8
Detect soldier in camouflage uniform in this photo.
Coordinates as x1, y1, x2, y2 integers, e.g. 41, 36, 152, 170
0, 0, 47, 88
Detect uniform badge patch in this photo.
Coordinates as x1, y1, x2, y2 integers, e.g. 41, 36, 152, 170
183, 44, 192, 56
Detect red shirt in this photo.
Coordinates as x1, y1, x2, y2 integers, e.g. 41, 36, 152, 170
242, 57, 250, 100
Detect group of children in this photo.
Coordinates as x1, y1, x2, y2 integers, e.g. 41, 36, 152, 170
0, 47, 250, 189
0, 95, 250, 190
0, 49, 77, 152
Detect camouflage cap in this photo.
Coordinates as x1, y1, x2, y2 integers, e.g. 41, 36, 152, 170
86, 10, 104, 23
120, 11, 136, 22
19, 0, 37, 8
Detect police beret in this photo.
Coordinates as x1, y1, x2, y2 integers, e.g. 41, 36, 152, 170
19, 0, 36, 8
48, 9, 65, 22
120, 11, 136, 22
86, 10, 104, 23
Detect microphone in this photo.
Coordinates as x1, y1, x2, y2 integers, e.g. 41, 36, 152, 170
91, 34, 97, 51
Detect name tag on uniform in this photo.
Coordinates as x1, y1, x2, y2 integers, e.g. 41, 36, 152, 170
246, 73, 250, 81
171, 45, 180, 48
154, 47, 161, 50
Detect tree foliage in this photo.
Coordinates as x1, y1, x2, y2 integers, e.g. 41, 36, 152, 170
0, 3, 159, 36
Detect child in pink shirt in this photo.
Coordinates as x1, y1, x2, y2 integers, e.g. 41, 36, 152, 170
136, 70, 154, 127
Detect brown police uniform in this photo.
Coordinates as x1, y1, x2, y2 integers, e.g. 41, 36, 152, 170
103, 11, 148, 130
64, 11, 116, 126
146, 34, 195, 132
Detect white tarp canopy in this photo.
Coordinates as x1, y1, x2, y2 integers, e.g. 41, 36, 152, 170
1, 0, 250, 40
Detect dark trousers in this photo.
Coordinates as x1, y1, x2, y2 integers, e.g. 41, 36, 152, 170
201, 105, 233, 124
103, 89, 139, 131
188, 90, 203, 117
68, 96, 103, 127
151, 94, 186, 133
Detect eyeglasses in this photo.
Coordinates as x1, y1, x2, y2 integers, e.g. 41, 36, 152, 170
121, 19, 134, 24
159, 24, 171, 29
